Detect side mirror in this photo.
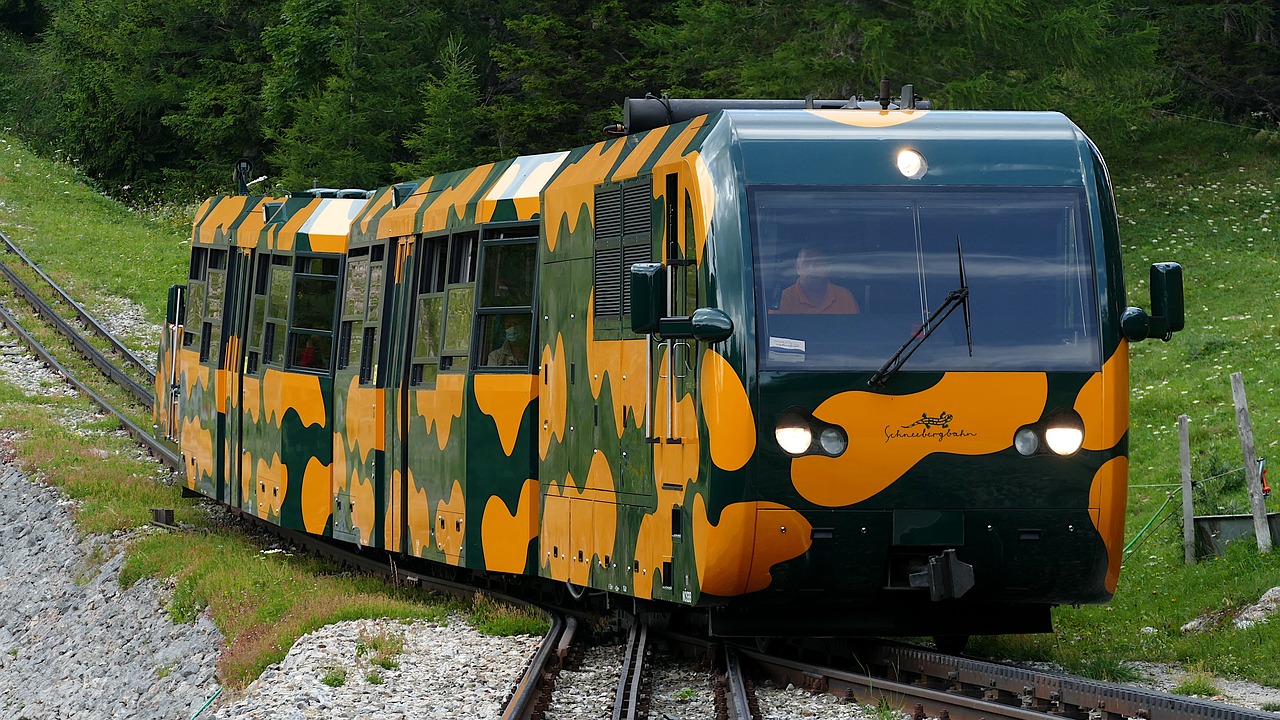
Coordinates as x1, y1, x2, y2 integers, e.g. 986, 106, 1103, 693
630, 263, 665, 334
691, 308, 733, 342
1149, 262, 1184, 337
1121, 262, 1184, 342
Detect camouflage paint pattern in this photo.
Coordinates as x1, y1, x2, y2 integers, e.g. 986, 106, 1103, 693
156, 107, 1138, 635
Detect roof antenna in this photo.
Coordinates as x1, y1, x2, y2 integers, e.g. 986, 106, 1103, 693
879, 76, 891, 110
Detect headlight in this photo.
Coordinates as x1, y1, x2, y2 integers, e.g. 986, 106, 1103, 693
819, 427, 848, 456
1014, 427, 1040, 456
896, 149, 928, 179
776, 423, 812, 455
1042, 409, 1085, 456
1045, 426, 1084, 455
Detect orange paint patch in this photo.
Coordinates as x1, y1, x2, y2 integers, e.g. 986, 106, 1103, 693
415, 373, 466, 450
254, 454, 285, 519
350, 464, 378, 546
692, 497, 813, 596
405, 468, 435, 557
179, 414, 214, 491
1075, 343, 1129, 452
794, 373, 1048, 507
420, 165, 494, 234
700, 348, 755, 471
434, 480, 467, 564
194, 196, 254, 246
612, 129, 669, 180
301, 456, 332, 534
807, 109, 931, 128
261, 369, 326, 429
1088, 455, 1128, 594
474, 374, 538, 456
482, 479, 539, 573
544, 142, 628, 252
539, 334, 569, 460
343, 375, 384, 453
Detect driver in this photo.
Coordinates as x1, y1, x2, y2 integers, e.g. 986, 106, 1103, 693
779, 246, 860, 314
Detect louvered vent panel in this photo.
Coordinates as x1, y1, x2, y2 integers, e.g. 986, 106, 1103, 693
621, 243, 651, 315
593, 245, 623, 317
622, 184, 651, 237
594, 188, 623, 242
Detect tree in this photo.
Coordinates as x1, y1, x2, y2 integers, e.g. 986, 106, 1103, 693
1147, 1, 1280, 123
262, 0, 443, 189
396, 37, 492, 180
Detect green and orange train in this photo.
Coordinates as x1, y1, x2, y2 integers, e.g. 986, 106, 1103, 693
155, 96, 1184, 639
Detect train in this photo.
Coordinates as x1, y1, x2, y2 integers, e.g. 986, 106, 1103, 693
155, 91, 1185, 641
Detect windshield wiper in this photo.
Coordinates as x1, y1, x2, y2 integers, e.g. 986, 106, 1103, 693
867, 236, 972, 389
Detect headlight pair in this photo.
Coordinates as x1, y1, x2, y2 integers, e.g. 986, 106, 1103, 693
774, 408, 847, 457
1014, 409, 1085, 457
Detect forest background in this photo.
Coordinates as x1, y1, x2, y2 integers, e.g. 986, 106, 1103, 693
0, 0, 1278, 200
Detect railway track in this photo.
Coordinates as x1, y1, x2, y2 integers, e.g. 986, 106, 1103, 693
0, 230, 1275, 720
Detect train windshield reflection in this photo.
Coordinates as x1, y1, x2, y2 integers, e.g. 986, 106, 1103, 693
750, 186, 1100, 372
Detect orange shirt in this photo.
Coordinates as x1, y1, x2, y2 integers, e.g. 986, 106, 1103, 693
778, 281, 860, 314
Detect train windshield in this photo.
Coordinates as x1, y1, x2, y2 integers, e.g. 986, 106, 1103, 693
750, 186, 1099, 372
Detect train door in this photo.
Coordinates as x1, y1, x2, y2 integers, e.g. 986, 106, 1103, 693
239, 250, 280, 514
394, 232, 453, 560
221, 246, 256, 509
381, 235, 419, 552
177, 245, 225, 498
333, 241, 389, 545
648, 172, 699, 602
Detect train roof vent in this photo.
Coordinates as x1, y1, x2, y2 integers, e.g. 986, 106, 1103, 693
618, 81, 931, 134
292, 188, 374, 199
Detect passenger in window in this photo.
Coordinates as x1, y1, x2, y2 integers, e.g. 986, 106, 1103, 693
778, 246, 860, 314
487, 316, 530, 366
298, 337, 321, 368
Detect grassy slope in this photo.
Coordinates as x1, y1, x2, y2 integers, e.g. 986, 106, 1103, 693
2, 121, 1279, 687
973, 119, 1280, 685
0, 134, 544, 689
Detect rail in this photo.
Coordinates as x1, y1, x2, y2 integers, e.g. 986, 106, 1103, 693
613, 619, 650, 720
0, 230, 156, 383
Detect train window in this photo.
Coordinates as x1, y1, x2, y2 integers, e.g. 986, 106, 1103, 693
344, 255, 369, 317
289, 331, 332, 370
337, 321, 353, 370
254, 255, 271, 295
182, 283, 205, 347
415, 296, 443, 359
750, 186, 1099, 372
447, 231, 478, 284
263, 323, 277, 365
295, 256, 339, 276
371, 244, 385, 263
189, 247, 208, 281
418, 236, 448, 295
268, 267, 290, 320
476, 313, 532, 369
359, 326, 376, 384
479, 242, 535, 308
209, 248, 228, 270
246, 351, 259, 375
199, 322, 213, 362
288, 255, 338, 373
367, 253, 386, 319
441, 287, 474, 356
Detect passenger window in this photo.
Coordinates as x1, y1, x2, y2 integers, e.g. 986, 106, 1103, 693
287, 254, 340, 373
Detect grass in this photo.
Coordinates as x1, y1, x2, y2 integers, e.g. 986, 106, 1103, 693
467, 593, 551, 636
973, 116, 1280, 689
0, 132, 484, 691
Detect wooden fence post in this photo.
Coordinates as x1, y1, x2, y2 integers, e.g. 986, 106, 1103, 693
1230, 372, 1272, 554
1179, 414, 1196, 564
